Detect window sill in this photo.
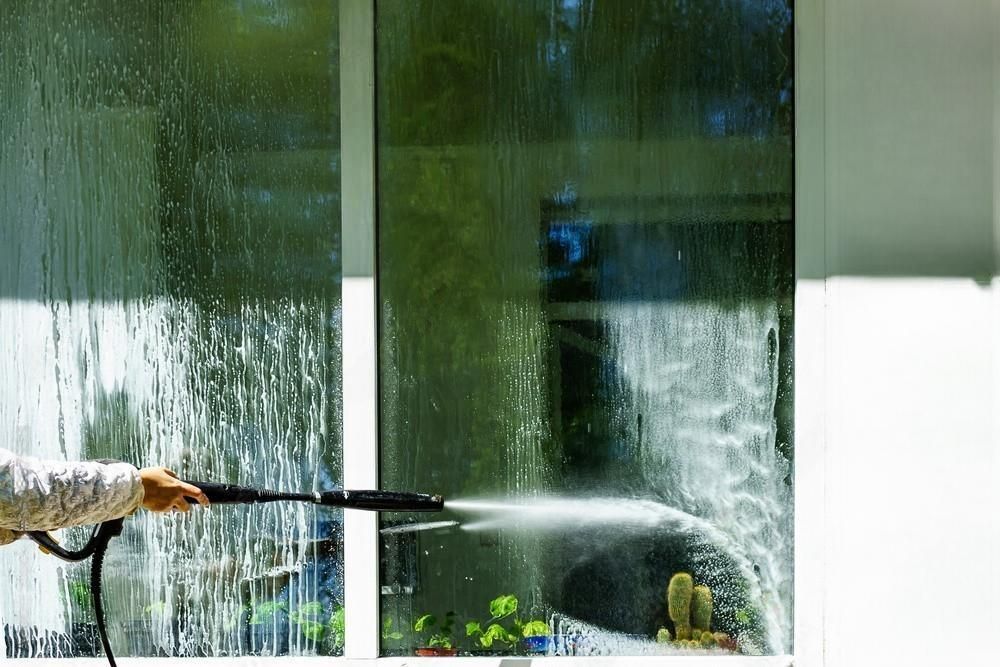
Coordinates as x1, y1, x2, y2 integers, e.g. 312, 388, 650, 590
2, 655, 795, 666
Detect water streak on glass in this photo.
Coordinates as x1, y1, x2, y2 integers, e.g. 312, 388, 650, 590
0, 1, 342, 658
378, 0, 793, 657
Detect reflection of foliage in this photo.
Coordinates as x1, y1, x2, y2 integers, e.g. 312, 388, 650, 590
379, 0, 793, 146
81, 388, 144, 463
382, 617, 404, 642
379, 149, 535, 499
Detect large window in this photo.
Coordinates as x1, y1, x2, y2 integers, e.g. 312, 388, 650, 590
377, 0, 794, 658
1, 0, 795, 662
0, 0, 343, 658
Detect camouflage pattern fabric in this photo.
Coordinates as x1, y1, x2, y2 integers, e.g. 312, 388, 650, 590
0, 448, 143, 546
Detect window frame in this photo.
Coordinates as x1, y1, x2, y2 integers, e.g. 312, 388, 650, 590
10, 0, 822, 664
338, 0, 821, 664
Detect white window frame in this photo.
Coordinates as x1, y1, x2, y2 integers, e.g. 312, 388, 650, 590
5, 1, 823, 665
336, 0, 824, 664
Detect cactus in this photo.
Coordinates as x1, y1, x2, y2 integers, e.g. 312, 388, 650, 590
656, 627, 672, 643
674, 623, 691, 640
699, 630, 715, 647
667, 572, 694, 631
691, 585, 713, 632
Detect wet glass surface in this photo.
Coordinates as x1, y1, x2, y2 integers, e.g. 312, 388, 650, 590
377, 0, 794, 657
0, 1, 342, 657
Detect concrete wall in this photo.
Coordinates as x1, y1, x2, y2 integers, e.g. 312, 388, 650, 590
797, 1, 998, 665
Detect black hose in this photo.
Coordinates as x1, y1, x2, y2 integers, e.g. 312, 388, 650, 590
91, 537, 116, 667
28, 518, 124, 667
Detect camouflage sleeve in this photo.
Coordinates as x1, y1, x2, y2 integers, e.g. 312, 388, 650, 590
0, 448, 144, 535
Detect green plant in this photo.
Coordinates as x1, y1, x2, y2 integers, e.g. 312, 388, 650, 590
466, 594, 549, 650
70, 581, 92, 609
382, 617, 404, 642
414, 611, 457, 649
251, 600, 345, 653
326, 605, 345, 652
465, 594, 519, 650
667, 572, 694, 639
691, 585, 713, 633
142, 601, 167, 617
656, 627, 672, 643
519, 620, 550, 639
289, 601, 327, 641
249, 601, 288, 625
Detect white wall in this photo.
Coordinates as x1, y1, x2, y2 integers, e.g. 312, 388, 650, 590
798, 1, 999, 665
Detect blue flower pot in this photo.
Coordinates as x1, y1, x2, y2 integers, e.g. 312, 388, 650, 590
523, 635, 551, 654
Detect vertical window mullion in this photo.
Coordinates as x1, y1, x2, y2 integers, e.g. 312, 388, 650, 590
793, 0, 827, 664
340, 0, 380, 660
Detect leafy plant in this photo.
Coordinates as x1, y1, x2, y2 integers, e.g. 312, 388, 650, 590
465, 594, 549, 650
249, 601, 288, 625
519, 620, 550, 639
382, 617, 404, 642
70, 581, 92, 609
271, 600, 346, 653
466, 594, 518, 649
326, 606, 345, 651
414, 611, 457, 649
142, 601, 167, 617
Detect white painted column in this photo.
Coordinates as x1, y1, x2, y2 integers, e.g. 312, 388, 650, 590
340, 0, 380, 659
793, 3, 828, 666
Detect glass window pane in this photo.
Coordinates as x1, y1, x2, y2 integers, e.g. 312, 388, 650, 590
377, 0, 793, 658
1, 0, 342, 658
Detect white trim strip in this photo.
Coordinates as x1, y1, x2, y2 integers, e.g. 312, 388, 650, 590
342, 278, 380, 660
793, 1, 827, 665
340, 0, 380, 660
1, 657, 794, 666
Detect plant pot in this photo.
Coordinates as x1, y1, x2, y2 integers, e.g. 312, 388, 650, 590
522, 635, 552, 654
415, 646, 459, 657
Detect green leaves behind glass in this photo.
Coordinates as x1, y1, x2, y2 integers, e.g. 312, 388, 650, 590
488, 594, 518, 619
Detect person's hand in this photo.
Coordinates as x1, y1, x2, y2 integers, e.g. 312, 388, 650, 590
139, 467, 209, 513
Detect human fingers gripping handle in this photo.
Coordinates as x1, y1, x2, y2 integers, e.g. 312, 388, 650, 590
139, 467, 209, 512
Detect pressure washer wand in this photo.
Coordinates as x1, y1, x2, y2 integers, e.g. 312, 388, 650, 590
182, 481, 444, 512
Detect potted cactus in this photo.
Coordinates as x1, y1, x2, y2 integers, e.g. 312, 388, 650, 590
660, 573, 735, 652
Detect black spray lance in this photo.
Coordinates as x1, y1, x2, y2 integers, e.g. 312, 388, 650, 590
28, 481, 444, 667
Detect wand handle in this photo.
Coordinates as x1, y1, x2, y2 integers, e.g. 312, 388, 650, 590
182, 481, 313, 505
183, 481, 444, 512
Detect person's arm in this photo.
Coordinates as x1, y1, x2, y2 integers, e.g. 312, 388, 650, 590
0, 449, 208, 540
